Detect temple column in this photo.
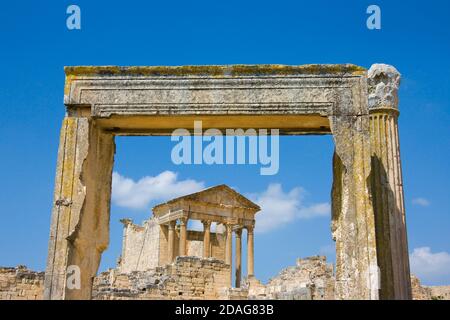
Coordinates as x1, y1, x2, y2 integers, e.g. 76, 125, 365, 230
368, 64, 411, 299
225, 223, 233, 287
235, 227, 242, 287
202, 220, 211, 258
246, 225, 255, 277
179, 217, 188, 256
168, 221, 176, 262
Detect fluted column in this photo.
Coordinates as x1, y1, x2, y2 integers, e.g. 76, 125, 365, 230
167, 221, 176, 262
225, 223, 233, 287
246, 225, 254, 277
179, 217, 188, 256
368, 64, 411, 300
202, 220, 211, 258
235, 228, 242, 287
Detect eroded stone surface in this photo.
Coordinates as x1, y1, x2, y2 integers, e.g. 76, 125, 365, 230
368, 64, 401, 110
368, 63, 411, 300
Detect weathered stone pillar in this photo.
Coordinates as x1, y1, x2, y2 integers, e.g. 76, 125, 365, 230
235, 228, 242, 288
225, 223, 233, 287
168, 221, 176, 262
179, 217, 188, 256
246, 225, 254, 277
368, 64, 412, 300
330, 91, 379, 300
44, 116, 115, 300
202, 220, 211, 258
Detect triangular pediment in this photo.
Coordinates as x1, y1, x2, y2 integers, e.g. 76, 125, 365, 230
153, 184, 260, 212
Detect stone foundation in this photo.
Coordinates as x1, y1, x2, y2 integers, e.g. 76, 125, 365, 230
1, 260, 449, 300
93, 256, 231, 300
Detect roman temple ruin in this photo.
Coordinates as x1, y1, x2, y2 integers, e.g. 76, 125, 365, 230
117, 185, 259, 289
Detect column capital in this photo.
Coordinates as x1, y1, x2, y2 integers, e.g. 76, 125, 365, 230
179, 217, 188, 226
234, 227, 243, 237
368, 64, 401, 113
168, 220, 176, 229
201, 220, 212, 228
246, 225, 255, 234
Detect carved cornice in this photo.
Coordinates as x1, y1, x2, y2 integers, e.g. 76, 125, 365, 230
63, 64, 369, 119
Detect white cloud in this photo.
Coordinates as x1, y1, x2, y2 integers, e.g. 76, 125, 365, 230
112, 171, 205, 210
299, 203, 331, 219
247, 183, 330, 233
410, 247, 450, 285
412, 197, 430, 207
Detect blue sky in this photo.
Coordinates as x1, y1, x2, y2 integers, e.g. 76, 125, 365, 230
0, 0, 449, 286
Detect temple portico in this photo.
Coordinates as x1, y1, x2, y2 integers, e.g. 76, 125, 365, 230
117, 185, 260, 288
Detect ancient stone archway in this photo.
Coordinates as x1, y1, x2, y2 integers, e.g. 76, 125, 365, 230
44, 64, 411, 300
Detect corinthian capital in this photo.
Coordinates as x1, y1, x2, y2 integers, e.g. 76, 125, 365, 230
368, 64, 401, 111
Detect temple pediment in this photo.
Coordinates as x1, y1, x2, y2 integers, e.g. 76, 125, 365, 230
152, 185, 260, 227
153, 185, 260, 213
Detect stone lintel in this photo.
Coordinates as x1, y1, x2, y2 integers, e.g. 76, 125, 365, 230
156, 209, 187, 225
63, 64, 369, 127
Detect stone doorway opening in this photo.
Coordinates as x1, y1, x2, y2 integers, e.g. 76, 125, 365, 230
99, 134, 335, 294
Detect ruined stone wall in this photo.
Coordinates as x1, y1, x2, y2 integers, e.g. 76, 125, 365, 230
2, 262, 448, 300
0, 266, 44, 300
119, 219, 227, 272
119, 218, 162, 273
427, 286, 450, 300
93, 256, 231, 300
410, 275, 450, 300
246, 256, 335, 300
186, 231, 226, 261
411, 275, 432, 300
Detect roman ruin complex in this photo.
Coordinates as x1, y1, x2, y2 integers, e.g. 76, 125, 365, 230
1, 185, 448, 300
2, 260, 449, 300
41, 63, 412, 299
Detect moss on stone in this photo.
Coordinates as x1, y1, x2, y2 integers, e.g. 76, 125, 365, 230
64, 64, 366, 78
